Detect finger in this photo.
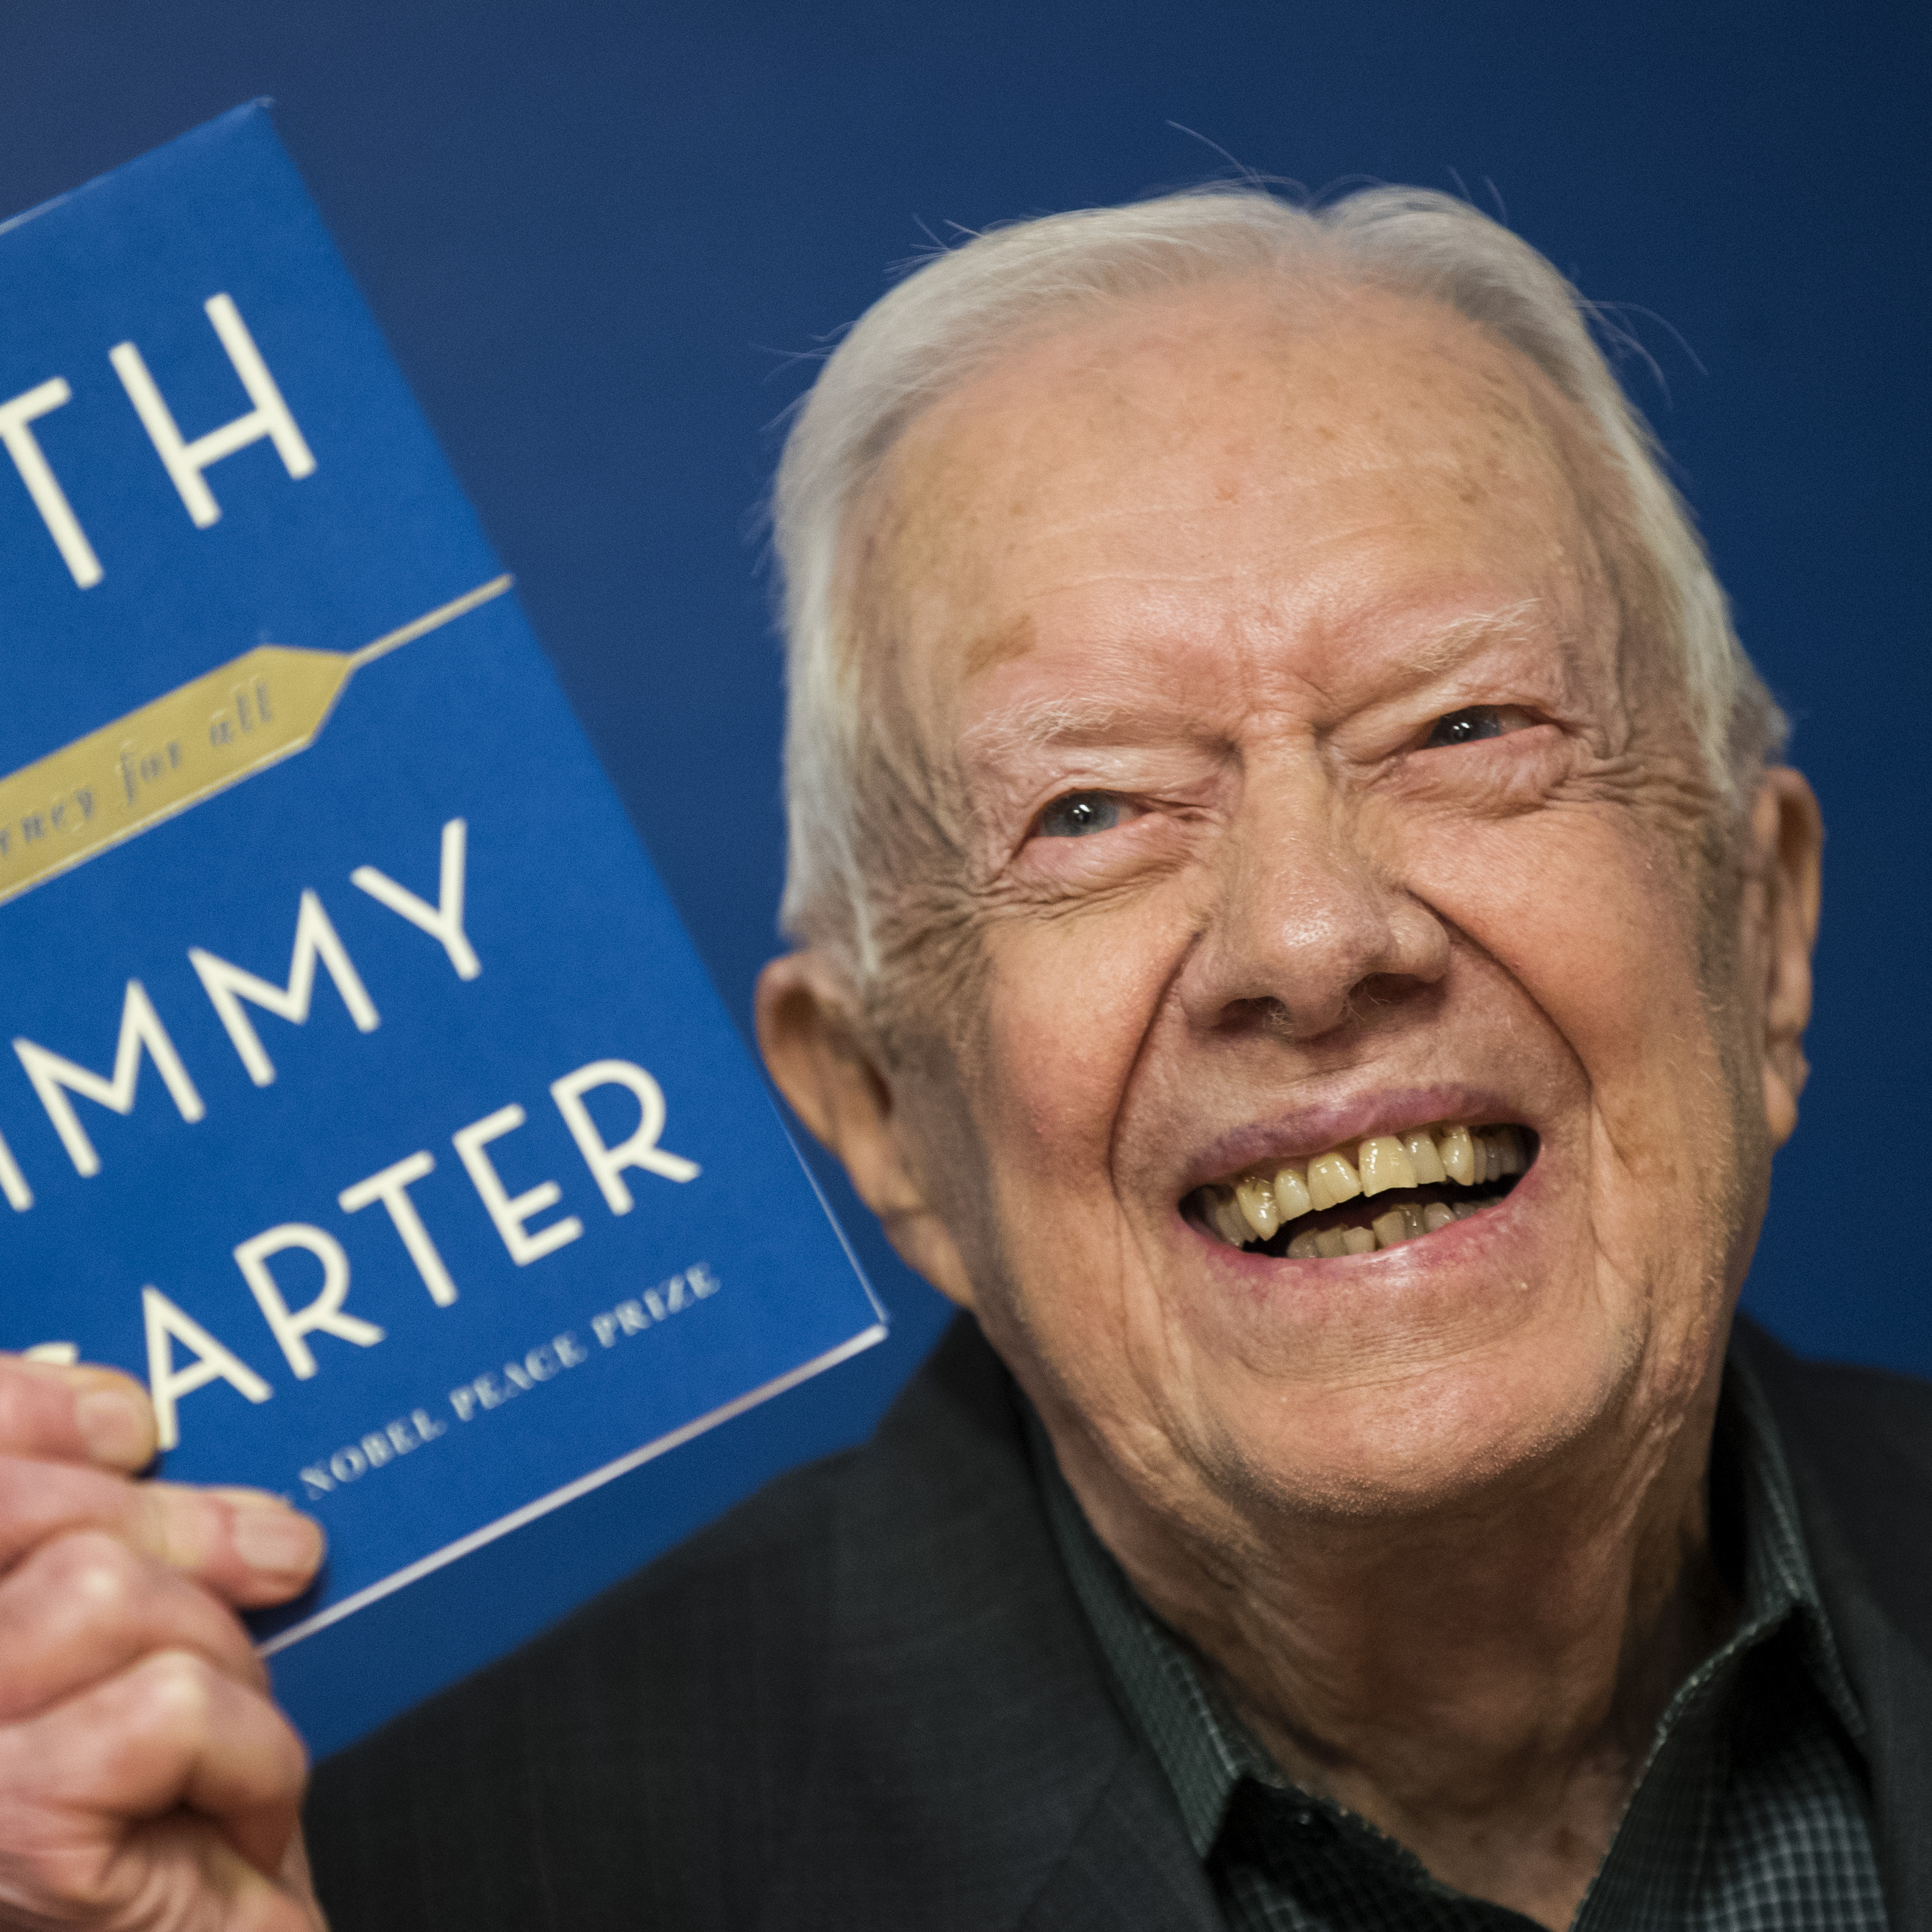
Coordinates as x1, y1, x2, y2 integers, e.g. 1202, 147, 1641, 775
0, 1809, 322, 1932
0, 1530, 267, 1722
0, 1353, 155, 1472
277, 1822, 322, 1910
4, 1647, 308, 1881
126, 1813, 329, 1932
0, 1458, 325, 1608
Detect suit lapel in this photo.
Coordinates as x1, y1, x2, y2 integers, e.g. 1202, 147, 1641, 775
1015, 1750, 1225, 1931
1825, 1588, 1932, 1923
754, 1318, 1217, 1932
1736, 1319, 1932, 1925
1782, 1475, 1932, 1925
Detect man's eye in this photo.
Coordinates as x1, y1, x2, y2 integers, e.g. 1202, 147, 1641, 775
1034, 791, 1125, 839
1422, 705, 1531, 749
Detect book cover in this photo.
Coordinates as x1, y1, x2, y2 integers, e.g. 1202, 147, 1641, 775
0, 105, 886, 1710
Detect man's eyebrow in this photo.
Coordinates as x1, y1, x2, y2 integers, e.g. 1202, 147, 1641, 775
961, 601, 1553, 764
961, 696, 1191, 766
1386, 599, 1550, 680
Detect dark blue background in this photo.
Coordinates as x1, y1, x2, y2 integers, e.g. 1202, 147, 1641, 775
4, 1, 1927, 1748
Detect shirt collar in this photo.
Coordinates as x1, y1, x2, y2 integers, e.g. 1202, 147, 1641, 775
1029, 1339, 1867, 1863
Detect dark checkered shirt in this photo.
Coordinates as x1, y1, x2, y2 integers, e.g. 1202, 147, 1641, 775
1033, 1355, 1888, 1928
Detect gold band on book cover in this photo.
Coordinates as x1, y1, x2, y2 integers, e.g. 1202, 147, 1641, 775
0, 574, 511, 909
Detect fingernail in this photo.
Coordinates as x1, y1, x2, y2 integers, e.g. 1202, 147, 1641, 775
225, 1495, 325, 1578
76, 1386, 154, 1466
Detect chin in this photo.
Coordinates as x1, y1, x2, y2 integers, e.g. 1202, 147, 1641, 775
1193, 1323, 1645, 1524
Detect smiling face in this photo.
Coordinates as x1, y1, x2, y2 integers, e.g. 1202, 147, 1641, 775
791, 276, 1808, 1550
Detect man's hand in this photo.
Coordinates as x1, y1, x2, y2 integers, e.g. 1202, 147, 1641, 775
0, 1352, 326, 1930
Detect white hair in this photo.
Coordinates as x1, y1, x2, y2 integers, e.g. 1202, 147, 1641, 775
770, 185, 1784, 983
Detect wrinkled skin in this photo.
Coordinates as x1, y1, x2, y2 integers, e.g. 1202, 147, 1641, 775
760, 279, 1822, 1925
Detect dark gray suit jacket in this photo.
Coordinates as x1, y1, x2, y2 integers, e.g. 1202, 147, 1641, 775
305, 1317, 1932, 1930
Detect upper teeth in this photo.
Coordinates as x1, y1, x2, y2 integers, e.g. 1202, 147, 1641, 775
1203, 1122, 1528, 1256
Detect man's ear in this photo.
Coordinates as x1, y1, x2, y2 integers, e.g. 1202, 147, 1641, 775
1747, 767, 1824, 1149
755, 952, 979, 1310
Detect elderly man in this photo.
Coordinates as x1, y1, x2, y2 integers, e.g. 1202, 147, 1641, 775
0, 185, 1926, 1932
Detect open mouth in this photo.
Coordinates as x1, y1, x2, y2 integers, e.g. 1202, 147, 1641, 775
1186, 1121, 1536, 1259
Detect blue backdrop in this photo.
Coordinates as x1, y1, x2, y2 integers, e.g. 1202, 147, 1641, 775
3, 1, 1925, 1751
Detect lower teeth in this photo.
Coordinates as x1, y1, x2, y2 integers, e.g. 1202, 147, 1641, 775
1287, 1197, 1483, 1258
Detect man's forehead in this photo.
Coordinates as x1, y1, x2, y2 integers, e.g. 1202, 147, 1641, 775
852, 278, 1602, 667
892, 283, 1564, 498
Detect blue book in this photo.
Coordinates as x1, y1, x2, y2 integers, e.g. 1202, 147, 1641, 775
0, 105, 885, 1726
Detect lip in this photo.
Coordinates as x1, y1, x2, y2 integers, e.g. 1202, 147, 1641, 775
1175, 1084, 1541, 1196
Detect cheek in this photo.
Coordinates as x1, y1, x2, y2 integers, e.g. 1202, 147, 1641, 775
1412, 809, 1733, 1194
978, 907, 1188, 1185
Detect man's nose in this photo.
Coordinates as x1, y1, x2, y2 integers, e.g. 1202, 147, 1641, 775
1174, 760, 1450, 1043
